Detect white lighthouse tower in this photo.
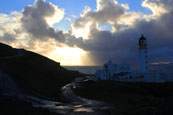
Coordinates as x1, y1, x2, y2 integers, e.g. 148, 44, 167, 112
138, 35, 148, 73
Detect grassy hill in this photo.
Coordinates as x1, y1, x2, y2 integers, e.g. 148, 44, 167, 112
0, 43, 84, 100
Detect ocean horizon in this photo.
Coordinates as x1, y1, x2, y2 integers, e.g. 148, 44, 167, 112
63, 66, 102, 74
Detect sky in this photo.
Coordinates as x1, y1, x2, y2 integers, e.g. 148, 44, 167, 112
0, 0, 173, 66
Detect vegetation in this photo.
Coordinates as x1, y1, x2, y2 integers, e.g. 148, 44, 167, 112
74, 80, 173, 115
0, 43, 84, 100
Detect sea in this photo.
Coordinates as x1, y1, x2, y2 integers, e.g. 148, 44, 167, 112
63, 66, 102, 75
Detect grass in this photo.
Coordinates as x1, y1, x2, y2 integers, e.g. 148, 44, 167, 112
0, 43, 84, 100
74, 80, 173, 115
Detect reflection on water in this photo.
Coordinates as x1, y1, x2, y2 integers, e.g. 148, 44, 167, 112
74, 105, 83, 108
31, 97, 97, 114
61, 84, 70, 90
28, 84, 113, 115
74, 108, 94, 112
33, 99, 109, 115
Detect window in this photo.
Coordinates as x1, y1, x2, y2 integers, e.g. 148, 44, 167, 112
142, 40, 144, 44
105, 65, 108, 69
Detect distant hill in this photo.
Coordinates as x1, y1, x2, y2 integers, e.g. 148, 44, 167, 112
0, 42, 84, 100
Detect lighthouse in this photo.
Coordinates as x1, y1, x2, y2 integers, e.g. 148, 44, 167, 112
138, 35, 148, 73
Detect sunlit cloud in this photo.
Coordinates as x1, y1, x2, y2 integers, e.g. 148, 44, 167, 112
71, 22, 92, 39
44, 2, 64, 27
0, 11, 22, 35
142, 0, 168, 17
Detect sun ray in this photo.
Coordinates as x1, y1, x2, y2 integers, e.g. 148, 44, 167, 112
49, 46, 85, 65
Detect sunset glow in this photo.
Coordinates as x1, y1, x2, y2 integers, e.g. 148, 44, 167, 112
49, 46, 85, 65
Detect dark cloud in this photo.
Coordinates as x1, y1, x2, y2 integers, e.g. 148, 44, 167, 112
21, 0, 65, 42
80, 28, 140, 65
0, 33, 16, 43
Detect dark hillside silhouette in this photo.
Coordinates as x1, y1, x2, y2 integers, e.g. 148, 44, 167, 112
0, 43, 84, 100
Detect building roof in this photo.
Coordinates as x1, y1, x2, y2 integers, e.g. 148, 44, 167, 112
139, 34, 146, 40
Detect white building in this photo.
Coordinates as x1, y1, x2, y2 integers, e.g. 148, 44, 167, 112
95, 35, 168, 83
96, 60, 132, 80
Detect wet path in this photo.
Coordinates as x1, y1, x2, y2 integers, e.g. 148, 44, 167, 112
30, 77, 114, 115
0, 72, 114, 114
